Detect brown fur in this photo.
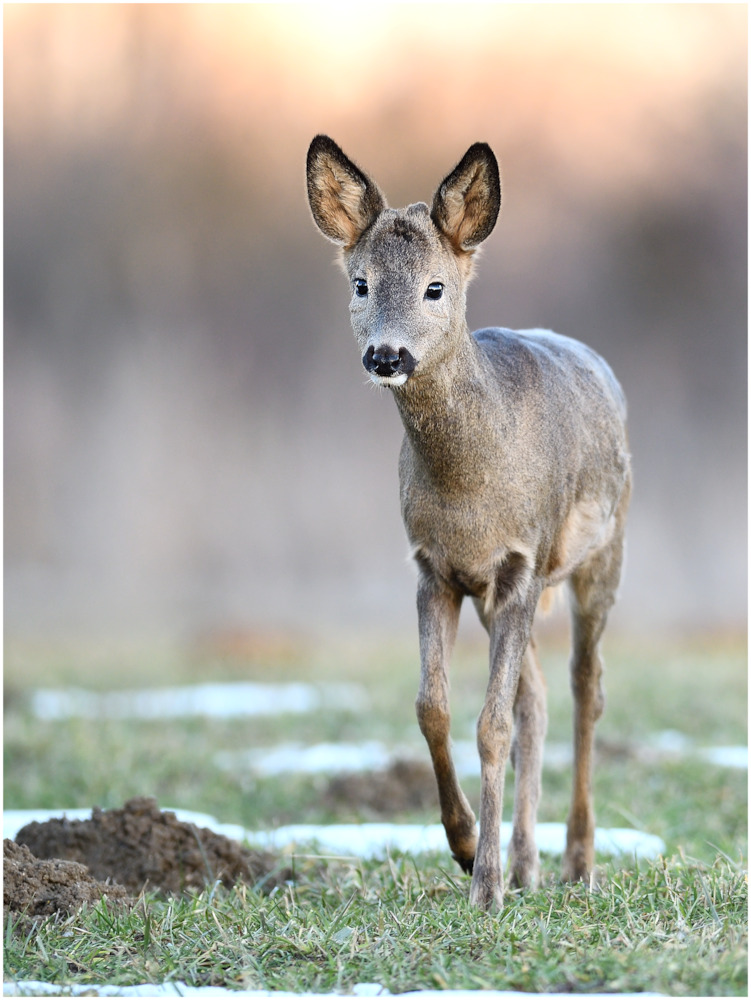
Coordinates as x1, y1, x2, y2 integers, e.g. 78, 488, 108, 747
306, 135, 631, 911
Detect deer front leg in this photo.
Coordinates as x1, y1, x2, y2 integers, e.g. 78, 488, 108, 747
508, 637, 547, 890
415, 576, 477, 872
472, 593, 539, 910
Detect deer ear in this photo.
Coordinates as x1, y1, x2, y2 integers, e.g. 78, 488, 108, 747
431, 143, 500, 252
306, 135, 386, 249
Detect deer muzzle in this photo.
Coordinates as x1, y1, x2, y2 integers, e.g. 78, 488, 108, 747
363, 344, 417, 386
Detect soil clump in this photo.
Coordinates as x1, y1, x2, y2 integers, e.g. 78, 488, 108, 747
4, 839, 131, 920
13, 797, 290, 898
324, 758, 439, 817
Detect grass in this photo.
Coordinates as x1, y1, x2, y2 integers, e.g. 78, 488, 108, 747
3, 628, 748, 995
4, 856, 746, 995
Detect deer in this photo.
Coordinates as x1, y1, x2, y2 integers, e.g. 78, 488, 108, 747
305, 135, 631, 911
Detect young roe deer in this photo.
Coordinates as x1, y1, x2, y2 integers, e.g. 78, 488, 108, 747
306, 135, 631, 911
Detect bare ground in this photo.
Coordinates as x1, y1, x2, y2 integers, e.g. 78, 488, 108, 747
5, 761, 439, 920
323, 759, 439, 817
4, 839, 131, 919
6, 797, 291, 919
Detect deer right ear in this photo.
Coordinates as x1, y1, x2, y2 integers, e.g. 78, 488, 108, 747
306, 136, 386, 249
431, 143, 501, 252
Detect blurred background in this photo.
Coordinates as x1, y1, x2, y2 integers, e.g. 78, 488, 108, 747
4, 4, 747, 649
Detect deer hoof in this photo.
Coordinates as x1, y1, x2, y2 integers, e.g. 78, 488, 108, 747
469, 868, 504, 911
452, 852, 474, 875
562, 843, 593, 883
508, 853, 540, 890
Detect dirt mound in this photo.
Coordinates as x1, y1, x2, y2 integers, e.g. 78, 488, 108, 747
324, 758, 439, 817
14, 797, 290, 896
4, 839, 131, 919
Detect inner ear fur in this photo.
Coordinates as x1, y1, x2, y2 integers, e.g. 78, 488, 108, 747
430, 143, 501, 253
306, 135, 386, 249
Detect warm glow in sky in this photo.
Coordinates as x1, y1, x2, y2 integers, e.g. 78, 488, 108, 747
6, 4, 744, 121
4, 5, 745, 195
187, 3, 741, 85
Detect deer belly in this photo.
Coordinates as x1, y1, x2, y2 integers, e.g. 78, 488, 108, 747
545, 499, 617, 583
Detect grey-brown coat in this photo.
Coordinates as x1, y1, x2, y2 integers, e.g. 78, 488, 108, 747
306, 135, 631, 911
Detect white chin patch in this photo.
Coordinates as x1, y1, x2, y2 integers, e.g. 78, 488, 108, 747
370, 372, 409, 387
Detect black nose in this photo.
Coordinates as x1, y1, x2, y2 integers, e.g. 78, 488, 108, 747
363, 344, 416, 378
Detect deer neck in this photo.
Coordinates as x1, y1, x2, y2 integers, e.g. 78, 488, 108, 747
392, 330, 498, 490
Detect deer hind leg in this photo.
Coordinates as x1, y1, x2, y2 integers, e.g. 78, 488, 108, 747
508, 636, 548, 889
563, 523, 626, 883
415, 577, 477, 872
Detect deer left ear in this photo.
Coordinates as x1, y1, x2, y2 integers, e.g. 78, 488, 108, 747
306, 135, 386, 249
431, 143, 501, 252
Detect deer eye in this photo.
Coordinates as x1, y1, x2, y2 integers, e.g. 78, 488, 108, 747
426, 282, 444, 300
354, 278, 368, 297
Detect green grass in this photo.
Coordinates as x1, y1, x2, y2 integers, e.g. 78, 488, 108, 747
4, 856, 746, 995
3, 630, 748, 995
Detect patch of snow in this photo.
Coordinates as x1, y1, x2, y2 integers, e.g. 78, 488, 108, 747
214, 734, 747, 779
248, 821, 664, 861
453, 740, 574, 774
593, 827, 665, 859
247, 822, 453, 857
1, 982, 666, 997
215, 739, 573, 778
3, 809, 665, 861
646, 732, 747, 769
30, 682, 367, 721
650, 729, 693, 753
696, 745, 747, 769
3, 807, 239, 843
4, 808, 95, 840
215, 741, 402, 775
